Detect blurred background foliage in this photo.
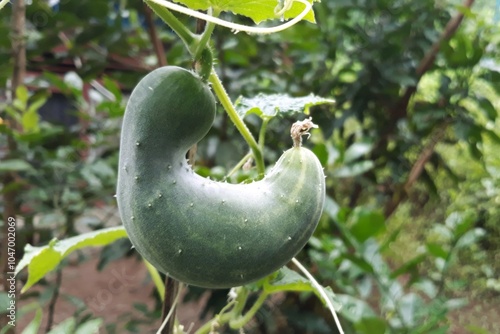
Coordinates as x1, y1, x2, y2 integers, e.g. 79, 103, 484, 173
1, 0, 499, 333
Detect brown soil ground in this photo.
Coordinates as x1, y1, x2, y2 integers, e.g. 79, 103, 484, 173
16, 249, 211, 333
13, 248, 500, 334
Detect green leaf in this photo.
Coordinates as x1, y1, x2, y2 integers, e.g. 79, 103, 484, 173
399, 293, 423, 327
75, 318, 103, 334
21, 109, 40, 133
322, 196, 341, 222
0, 159, 33, 172
21, 308, 43, 334
335, 294, 376, 322
390, 254, 426, 279
332, 160, 374, 178
46, 317, 76, 334
354, 317, 387, 334
235, 93, 334, 119
455, 228, 485, 249
263, 267, 342, 310
348, 207, 385, 243
102, 76, 123, 102
15, 85, 29, 109
477, 96, 498, 121
173, 0, 317, 24
444, 297, 468, 310
426, 243, 448, 259
344, 142, 373, 164
16, 226, 128, 292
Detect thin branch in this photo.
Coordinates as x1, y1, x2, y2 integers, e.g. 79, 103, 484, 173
144, 3, 168, 67
0, 2, 25, 332
404, 125, 448, 193
416, 0, 475, 77
389, 0, 476, 122
160, 277, 179, 334
45, 269, 63, 332
381, 0, 475, 217
384, 123, 449, 217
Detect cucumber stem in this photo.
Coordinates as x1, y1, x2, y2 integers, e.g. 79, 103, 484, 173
258, 117, 271, 150
229, 291, 269, 329
194, 8, 219, 59
144, 260, 166, 301
143, 0, 265, 176
209, 71, 265, 175
144, 0, 198, 53
227, 152, 253, 178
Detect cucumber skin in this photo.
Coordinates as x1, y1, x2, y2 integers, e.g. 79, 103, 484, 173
117, 66, 325, 289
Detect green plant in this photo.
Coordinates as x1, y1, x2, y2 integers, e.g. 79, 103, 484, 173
14, 1, 344, 333
9, 0, 499, 333
117, 66, 326, 288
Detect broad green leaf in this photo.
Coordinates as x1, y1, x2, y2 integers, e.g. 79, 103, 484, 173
354, 317, 387, 334
172, 0, 317, 24
477, 97, 497, 121
444, 297, 468, 310
21, 109, 40, 133
335, 294, 376, 322
21, 308, 42, 334
312, 143, 328, 166
263, 267, 342, 310
343, 254, 375, 273
348, 207, 385, 243
74, 318, 103, 334
235, 93, 334, 119
414, 279, 438, 298
0, 0, 10, 11
0, 159, 33, 172
102, 76, 123, 102
16, 226, 128, 292
399, 293, 423, 327
390, 254, 426, 279
332, 160, 374, 178
344, 142, 373, 163
455, 228, 485, 249
426, 242, 448, 259
15, 85, 29, 109
46, 317, 76, 334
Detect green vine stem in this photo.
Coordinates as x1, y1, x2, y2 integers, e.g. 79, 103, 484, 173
195, 286, 268, 334
145, 0, 198, 52
209, 71, 265, 174
194, 296, 238, 334
194, 9, 219, 59
229, 291, 269, 329
143, 1, 264, 175
144, 260, 166, 301
227, 152, 253, 178
258, 117, 271, 149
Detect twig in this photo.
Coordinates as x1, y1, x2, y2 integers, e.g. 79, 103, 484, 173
384, 123, 449, 217
381, 0, 475, 217
389, 0, 476, 122
45, 269, 63, 332
0, 2, 25, 332
159, 277, 179, 334
144, 3, 168, 67
415, 0, 475, 77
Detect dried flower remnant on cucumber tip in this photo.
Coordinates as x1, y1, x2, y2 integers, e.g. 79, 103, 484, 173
291, 117, 318, 147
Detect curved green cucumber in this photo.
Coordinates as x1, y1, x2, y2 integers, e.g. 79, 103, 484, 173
117, 66, 325, 289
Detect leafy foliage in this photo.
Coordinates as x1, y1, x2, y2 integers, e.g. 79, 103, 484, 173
2, 0, 499, 333
171, 0, 317, 23
16, 227, 128, 292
